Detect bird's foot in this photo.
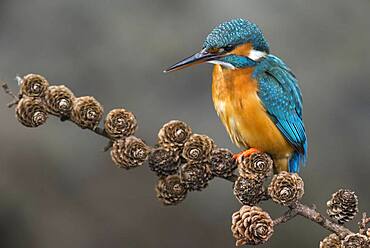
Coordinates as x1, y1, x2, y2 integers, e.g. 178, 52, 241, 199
233, 148, 260, 162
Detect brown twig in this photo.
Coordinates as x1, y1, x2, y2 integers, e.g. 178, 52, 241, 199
103, 140, 114, 152
359, 212, 370, 235
273, 208, 298, 226
260, 189, 271, 201
92, 126, 110, 139
291, 201, 352, 237
222, 173, 238, 183
2, 82, 19, 108
1, 79, 363, 244
272, 202, 352, 237
60, 115, 110, 140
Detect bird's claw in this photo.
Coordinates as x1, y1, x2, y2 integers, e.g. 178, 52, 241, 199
233, 148, 260, 162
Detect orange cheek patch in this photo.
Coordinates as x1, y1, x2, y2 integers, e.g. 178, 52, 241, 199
230, 42, 253, 56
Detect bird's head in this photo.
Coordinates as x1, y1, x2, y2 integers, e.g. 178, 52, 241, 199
165, 18, 270, 72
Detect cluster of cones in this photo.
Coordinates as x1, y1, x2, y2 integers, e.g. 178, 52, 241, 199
16, 74, 107, 129
15, 74, 148, 169
13, 73, 369, 247
14, 74, 238, 206
16, 74, 75, 127
320, 189, 369, 247
230, 152, 305, 246
320, 233, 369, 248
151, 120, 237, 205
231, 158, 367, 247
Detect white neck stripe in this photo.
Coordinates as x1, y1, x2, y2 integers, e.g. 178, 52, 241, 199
207, 60, 236, 69
248, 49, 267, 61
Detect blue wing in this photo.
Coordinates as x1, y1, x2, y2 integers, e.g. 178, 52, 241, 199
253, 55, 307, 172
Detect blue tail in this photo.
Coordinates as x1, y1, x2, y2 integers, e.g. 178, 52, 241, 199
288, 142, 307, 173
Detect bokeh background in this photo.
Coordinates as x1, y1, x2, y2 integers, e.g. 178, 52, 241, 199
0, 0, 369, 247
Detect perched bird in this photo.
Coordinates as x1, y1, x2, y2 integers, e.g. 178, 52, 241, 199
164, 18, 307, 173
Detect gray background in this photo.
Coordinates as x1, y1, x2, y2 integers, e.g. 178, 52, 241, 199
0, 0, 369, 247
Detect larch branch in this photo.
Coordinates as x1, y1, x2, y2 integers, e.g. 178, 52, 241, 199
2, 78, 367, 247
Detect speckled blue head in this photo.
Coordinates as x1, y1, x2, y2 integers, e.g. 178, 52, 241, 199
165, 18, 270, 72
203, 18, 269, 53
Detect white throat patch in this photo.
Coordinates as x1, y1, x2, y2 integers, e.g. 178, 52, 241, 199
207, 60, 236, 69
248, 49, 267, 61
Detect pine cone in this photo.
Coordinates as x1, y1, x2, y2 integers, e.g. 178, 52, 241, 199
320, 233, 341, 248
15, 97, 48, 127
110, 136, 150, 169
182, 134, 214, 162
231, 205, 273, 246
148, 147, 180, 176
104, 108, 137, 139
238, 152, 273, 179
233, 175, 264, 205
71, 96, 103, 129
158, 120, 192, 151
209, 148, 236, 178
327, 189, 358, 224
45, 85, 75, 117
179, 161, 213, 191
341, 233, 369, 248
155, 175, 187, 206
268, 171, 304, 206
19, 74, 49, 97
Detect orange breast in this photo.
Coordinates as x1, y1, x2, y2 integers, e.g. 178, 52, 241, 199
212, 65, 293, 160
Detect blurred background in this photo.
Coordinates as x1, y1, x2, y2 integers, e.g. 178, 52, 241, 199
0, 0, 369, 247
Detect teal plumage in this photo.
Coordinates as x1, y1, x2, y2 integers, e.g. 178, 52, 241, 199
254, 55, 307, 172
203, 18, 270, 53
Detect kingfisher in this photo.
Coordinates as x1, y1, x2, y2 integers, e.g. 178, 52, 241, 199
164, 18, 307, 173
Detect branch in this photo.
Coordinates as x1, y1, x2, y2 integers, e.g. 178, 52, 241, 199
2, 75, 368, 247
2, 82, 19, 107
292, 202, 352, 236
273, 208, 298, 226
222, 173, 238, 183
92, 126, 110, 140
272, 202, 352, 237
359, 212, 370, 235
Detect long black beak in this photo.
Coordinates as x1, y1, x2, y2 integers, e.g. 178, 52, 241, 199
164, 49, 223, 73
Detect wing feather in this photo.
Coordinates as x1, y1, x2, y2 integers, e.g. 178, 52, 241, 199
254, 55, 307, 155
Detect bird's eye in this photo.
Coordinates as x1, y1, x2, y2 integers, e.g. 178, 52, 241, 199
224, 45, 234, 52
207, 45, 234, 54
207, 47, 221, 54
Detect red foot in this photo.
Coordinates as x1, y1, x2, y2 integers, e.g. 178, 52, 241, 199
233, 148, 260, 162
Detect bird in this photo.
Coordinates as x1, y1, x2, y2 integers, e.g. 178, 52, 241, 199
164, 18, 307, 173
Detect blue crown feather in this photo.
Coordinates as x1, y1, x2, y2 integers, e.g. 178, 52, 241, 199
203, 18, 270, 53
